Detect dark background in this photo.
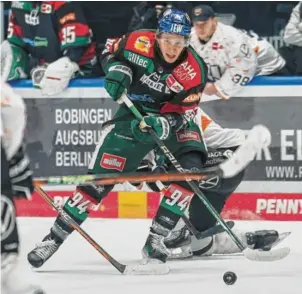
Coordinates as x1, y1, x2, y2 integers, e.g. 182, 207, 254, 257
2, 1, 299, 46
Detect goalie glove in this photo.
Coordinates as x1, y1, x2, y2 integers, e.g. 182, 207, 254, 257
38, 56, 79, 96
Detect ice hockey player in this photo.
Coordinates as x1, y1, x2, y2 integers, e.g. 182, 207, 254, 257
134, 108, 283, 259
0, 1, 96, 95
190, 5, 288, 99
27, 8, 209, 272
1, 81, 45, 294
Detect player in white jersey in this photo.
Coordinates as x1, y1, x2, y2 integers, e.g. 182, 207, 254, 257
190, 5, 288, 100
1, 82, 45, 294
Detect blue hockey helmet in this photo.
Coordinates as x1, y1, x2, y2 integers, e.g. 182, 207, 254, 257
157, 8, 192, 37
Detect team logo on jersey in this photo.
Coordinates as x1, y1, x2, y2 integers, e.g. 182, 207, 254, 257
100, 153, 126, 172
166, 74, 184, 93
176, 130, 201, 142
134, 36, 151, 54
140, 72, 165, 92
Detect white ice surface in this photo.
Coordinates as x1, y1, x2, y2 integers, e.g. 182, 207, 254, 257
17, 218, 302, 294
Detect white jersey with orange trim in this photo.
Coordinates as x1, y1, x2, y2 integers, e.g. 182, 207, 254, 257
190, 22, 257, 99
196, 107, 245, 149
239, 29, 285, 76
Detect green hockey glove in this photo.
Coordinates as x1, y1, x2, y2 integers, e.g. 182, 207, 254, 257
131, 115, 171, 143
104, 62, 132, 101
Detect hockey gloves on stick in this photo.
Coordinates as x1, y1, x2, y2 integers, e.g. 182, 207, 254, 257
105, 63, 133, 101
131, 115, 171, 143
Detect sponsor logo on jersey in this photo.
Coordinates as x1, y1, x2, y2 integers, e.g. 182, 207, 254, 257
140, 72, 165, 92
128, 94, 154, 103
100, 153, 126, 172
25, 9, 39, 26
176, 130, 201, 142
174, 61, 196, 81
212, 42, 224, 50
41, 4, 52, 14
11, 2, 24, 9
183, 94, 200, 103
134, 36, 151, 53
59, 13, 76, 24
127, 52, 148, 68
166, 74, 184, 93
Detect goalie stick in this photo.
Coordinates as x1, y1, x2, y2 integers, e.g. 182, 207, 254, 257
120, 93, 290, 262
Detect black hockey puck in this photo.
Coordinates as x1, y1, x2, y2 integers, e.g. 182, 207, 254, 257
223, 271, 237, 285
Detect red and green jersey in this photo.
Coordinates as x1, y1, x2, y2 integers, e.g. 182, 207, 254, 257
101, 30, 208, 118
7, 1, 95, 67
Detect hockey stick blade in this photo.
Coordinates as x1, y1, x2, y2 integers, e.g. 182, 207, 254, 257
243, 247, 290, 262
123, 262, 170, 275
220, 124, 271, 178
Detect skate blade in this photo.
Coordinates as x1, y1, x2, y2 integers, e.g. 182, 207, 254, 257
270, 232, 291, 249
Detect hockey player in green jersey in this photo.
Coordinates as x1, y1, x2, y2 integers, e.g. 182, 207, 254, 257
28, 8, 208, 273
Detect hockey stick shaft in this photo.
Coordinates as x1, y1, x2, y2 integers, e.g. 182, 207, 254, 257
33, 170, 219, 187
34, 185, 127, 274
121, 94, 248, 252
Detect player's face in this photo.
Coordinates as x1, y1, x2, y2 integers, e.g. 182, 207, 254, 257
157, 33, 187, 63
194, 18, 217, 41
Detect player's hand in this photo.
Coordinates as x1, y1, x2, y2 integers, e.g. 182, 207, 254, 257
105, 63, 132, 101
39, 57, 79, 96
131, 115, 171, 143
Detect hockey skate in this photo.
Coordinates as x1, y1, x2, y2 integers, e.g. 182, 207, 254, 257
127, 223, 170, 275
27, 231, 63, 268
164, 226, 193, 260
246, 230, 289, 251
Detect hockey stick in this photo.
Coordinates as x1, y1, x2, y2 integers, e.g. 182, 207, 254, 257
120, 93, 290, 262
33, 169, 224, 187
155, 180, 235, 240
182, 216, 235, 240
34, 185, 168, 275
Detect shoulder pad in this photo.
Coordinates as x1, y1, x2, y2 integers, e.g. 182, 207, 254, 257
124, 30, 156, 58
172, 48, 207, 90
